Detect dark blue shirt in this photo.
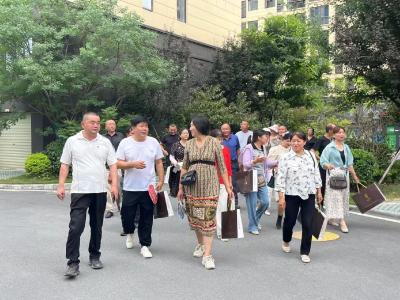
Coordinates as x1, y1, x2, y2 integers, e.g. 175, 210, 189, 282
222, 134, 240, 161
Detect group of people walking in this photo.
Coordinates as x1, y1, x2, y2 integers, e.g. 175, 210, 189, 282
57, 112, 360, 277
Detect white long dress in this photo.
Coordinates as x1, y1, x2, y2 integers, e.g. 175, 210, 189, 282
324, 168, 350, 219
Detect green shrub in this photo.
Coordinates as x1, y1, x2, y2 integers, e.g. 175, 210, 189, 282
347, 139, 394, 180
44, 140, 65, 176
385, 160, 400, 184
25, 153, 51, 178
352, 149, 379, 185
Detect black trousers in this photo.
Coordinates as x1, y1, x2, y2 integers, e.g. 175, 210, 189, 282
283, 194, 315, 255
66, 193, 107, 265
121, 191, 154, 247
319, 166, 327, 198
231, 160, 239, 205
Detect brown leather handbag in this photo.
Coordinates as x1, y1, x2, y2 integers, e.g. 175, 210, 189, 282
353, 183, 386, 213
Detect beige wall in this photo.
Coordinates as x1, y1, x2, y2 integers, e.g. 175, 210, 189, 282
119, 0, 241, 48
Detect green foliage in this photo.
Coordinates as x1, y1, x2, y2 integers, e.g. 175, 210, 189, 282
24, 153, 51, 178
278, 105, 352, 136
212, 15, 330, 125
385, 161, 400, 184
347, 139, 394, 177
183, 86, 261, 130
352, 149, 379, 185
0, 0, 173, 134
44, 140, 64, 175
333, 0, 400, 110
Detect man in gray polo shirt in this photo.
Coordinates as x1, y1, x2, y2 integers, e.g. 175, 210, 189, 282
57, 112, 118, 278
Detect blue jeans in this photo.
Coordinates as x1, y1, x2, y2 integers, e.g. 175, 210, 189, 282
245, 185, 269, 232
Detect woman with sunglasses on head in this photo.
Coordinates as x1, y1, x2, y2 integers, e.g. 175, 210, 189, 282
320, 126, 360, 233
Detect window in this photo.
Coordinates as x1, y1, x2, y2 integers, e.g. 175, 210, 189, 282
241, 1, 246, 18
241, 22, 247, 32
248, 20, 258, 30
277, 0, 284, 12
248, 0, 258, 11
310, 5, 330, 25
142, 0, 153, 11
177, 0, 186, 23
287, 0, 305, 10
265, 0, 275, 8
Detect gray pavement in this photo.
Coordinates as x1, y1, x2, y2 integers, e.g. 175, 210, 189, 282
0, 191, 399, 300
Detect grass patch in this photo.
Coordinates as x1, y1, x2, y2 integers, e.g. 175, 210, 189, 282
0, 175, 71, 184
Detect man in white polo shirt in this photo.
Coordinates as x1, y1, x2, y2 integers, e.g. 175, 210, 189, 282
57, 112, 118, 278
117, 115, 164, 259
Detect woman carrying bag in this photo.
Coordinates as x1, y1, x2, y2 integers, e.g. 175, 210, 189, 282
242, 129, 278, 235
275, 132, 323, 263
177, 117, 233, 270
168, 128, 190, 197
319, 126, 360, 233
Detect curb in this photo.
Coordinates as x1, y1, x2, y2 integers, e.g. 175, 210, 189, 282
349, 204, 400, 219
0, 183, 71, 192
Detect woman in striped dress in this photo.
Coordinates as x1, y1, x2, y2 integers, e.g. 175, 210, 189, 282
178, 117, 233, 270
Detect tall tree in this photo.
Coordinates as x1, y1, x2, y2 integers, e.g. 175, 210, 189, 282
212, 15, 330, 124
333, 0, 400, 109
0, 0, 173, 133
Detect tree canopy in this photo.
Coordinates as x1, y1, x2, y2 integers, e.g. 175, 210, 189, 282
212, 15, 330, 125
0, 0, 173, 133
333, 0, 400, 110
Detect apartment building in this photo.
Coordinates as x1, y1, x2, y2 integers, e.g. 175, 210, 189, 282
240, 0, 341, 75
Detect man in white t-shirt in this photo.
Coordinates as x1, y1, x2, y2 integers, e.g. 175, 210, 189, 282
235, 120, 253, 152
116, 116, 164, 259
57, 112, 118, 278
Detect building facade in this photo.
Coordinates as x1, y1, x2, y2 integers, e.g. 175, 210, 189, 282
241, 0, 341, 75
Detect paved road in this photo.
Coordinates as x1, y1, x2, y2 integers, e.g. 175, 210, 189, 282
0, 191, 399, 300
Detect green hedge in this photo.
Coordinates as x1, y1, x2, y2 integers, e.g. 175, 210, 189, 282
24, 153, 51, 178
44, 140, 65, 176
352, 149, 379, 185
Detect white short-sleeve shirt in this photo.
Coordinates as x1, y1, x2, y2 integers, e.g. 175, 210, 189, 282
60, 131, 117, 194
116, 136, 164, 191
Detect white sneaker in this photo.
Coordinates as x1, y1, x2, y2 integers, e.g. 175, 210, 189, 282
140, 246, 153, 258
221, 238, 229, 242
301, 255, 311, 263
249, 230, 260, 235
193, 244, 205, 257
126, 234, 134, 249
202, 255, 216, 270
265, 210, 271, 215
282, 242, 291, 253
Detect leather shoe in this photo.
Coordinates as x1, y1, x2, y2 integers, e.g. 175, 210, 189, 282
89, 258, 103, 269
64, 263, 79, 277
105, 211, 113, 218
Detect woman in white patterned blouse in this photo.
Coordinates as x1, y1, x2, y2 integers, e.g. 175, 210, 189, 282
275, 132, 323, 263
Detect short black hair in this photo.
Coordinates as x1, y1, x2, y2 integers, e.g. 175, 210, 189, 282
283, 132, 292, 140
252, 129, 268, 143
210, 129, 222, 138
291, 131, 307, 142
131, 115, 149, 127
192, 116, 210, 135
308, 127, 315, 135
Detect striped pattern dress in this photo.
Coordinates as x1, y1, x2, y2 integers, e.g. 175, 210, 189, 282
182, 136, 227, 236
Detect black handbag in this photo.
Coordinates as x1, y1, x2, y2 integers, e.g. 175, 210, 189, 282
267, 170, 275, 188
329, 172, 347, 190
180, 170, 197, 185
